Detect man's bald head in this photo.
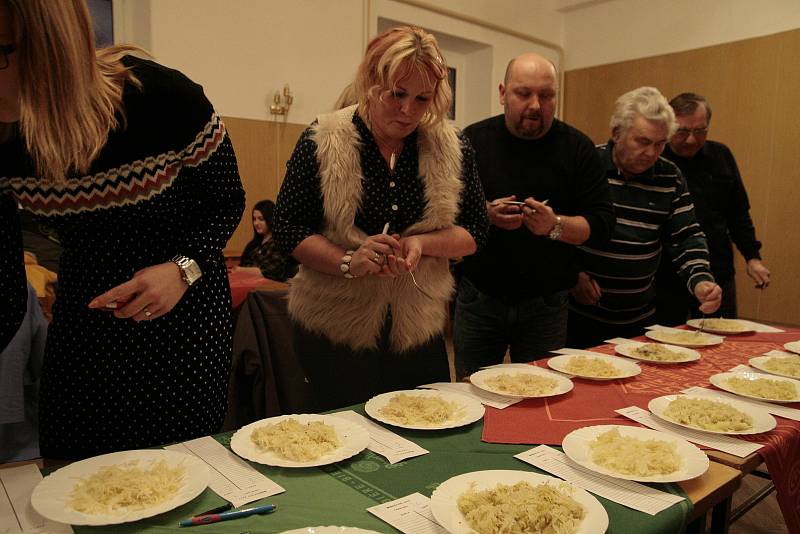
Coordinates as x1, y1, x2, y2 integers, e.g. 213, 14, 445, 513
504, 53, 558, 88
500, 53, 558, 139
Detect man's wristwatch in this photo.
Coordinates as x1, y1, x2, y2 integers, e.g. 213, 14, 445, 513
171, 255, 202, 286
548, 215, 563, 241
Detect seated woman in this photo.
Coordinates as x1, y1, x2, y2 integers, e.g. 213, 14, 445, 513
235, 200, 297, 282
274, 26, 488, 411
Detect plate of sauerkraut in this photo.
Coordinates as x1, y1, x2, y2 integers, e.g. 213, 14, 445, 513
562, 425, 709, 483
469, 366, 573, 399
430, 470, 608, 534
686, 318, 754, 335
547, 353, 641, 380
648, 394, 776, 435
615, 342, 701, 364
230, 414, 370, 467
644, 328, 724, 348
749, 353, 800, 379
30, 449, 209, 525
784, 341, 800, 355
365, 389, 484, 430
709, 372, 800, 403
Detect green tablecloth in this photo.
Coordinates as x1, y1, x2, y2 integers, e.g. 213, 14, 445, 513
67, 405, 691, 533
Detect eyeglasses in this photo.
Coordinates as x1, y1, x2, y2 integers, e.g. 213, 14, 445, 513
0, 44, 16, 70
673, 126, 708, 139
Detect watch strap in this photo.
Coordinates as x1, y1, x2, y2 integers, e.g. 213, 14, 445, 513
548, 215, 563, 241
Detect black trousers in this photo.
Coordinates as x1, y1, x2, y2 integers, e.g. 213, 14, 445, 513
292, 311, 450, 412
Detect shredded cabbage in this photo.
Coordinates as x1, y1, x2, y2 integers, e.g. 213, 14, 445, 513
564, 356, 621, 378
68, 459, 185, 515
763, 357, 800, 378
485, 373, 557, 396
725, 377, 797, 400
663, 397, 753, 431
378, 393, 464, 426
457, 481, 585, 534
631, 343, 686, 361
251, 418, 340, 461
589, 428, 681, 476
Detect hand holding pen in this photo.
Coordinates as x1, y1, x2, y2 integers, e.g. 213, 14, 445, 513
179, 504, 276, 527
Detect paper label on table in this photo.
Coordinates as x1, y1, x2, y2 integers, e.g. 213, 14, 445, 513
332, 410, 428, 464
165, 436, 284, 507
0, 464, 73, 534
682, 386, 800, 422
605, 338, 643, 345
479, 363, 533, 370
419, 382, 522, 409
552, 348, 615, 357
616, 406, 762, 458
367, 492, 448, 534
516, 445, 684, 515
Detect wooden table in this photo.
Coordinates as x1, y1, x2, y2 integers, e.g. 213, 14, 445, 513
682, 461, 743, 534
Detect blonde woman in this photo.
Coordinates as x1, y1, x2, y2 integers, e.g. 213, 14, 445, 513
0, 0, 245, 460
274, 26, 488, 411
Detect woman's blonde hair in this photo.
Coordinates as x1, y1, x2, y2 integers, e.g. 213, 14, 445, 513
8, 0, 142, 182
353, 26, 451, 128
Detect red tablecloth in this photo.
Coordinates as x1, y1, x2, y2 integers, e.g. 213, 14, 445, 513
482, 328, 800, 533
227, 270, 287, 308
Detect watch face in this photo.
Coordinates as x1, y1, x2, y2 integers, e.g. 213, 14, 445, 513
183, 260, 202, 285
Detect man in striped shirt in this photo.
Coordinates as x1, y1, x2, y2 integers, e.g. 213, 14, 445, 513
567, 87, 722, 348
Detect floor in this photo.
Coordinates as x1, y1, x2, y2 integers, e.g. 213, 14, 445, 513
444, 341, 789, 533
728, 468, 787, 534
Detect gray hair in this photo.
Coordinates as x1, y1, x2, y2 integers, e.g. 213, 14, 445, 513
610, 86, 677, 137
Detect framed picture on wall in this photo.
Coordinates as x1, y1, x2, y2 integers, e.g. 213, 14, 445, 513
447, 67, 456, 120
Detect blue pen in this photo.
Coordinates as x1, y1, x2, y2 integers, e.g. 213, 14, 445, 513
179, 504, 276, 527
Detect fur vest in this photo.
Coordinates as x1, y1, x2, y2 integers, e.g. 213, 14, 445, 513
288, 105, 464, 352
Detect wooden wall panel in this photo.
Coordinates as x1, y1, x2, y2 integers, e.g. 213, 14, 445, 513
222, 117, 307, 255
564, 29, 800, 326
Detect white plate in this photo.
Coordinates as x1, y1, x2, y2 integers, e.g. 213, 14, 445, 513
709, 372, 800, 403
648, 394, 776, 435
645, 329, 724, 347
562, 424, 709, 483
783, 341, 800, 355
614, 342, 700, 364
749, 354, 800, 379
430, 470, 608, 534
548, 353, 641, 380
686, 318, 754, 335
279, 528, 382, 534
469, 366, 573, 399
30, 449, 209, 526
364, 389, 484, 430
230, 414, 370, 467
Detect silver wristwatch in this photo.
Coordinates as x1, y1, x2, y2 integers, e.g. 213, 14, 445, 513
548, 215, 563, 241
171, 255, 202, 286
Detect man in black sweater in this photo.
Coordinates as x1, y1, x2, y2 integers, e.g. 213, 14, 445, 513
656, 93, 770, 323
453, 52, 614, 379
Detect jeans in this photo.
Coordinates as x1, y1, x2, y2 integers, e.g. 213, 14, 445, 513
453, 277, 568, 380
